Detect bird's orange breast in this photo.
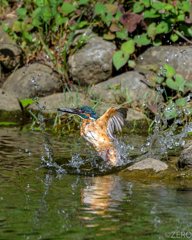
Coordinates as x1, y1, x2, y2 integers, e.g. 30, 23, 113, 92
80, 118, 119, 166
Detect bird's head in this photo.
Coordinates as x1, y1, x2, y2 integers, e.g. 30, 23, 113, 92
57, 106, 99, 120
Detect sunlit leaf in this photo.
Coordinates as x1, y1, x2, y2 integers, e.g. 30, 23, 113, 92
143, 9, 160, 18
147, 22, 156, 39
133, 2, 144, 13
184, 82, 192, 88
0, 122, 17, 126
153, 39, 162, 46
103, 32, 115, 40
16, 8, 27, 19
115, 10, 123, 21
20, 98, 40, 108
163, 63, 176, 78
113, 50, 129, 70
152, 1, 165, 10
180, 1, 190, 12
128, 60, 136, 68
176, 98, 187, 107
170, 33, 179, 42
95, 2, 107, 14
61, 2, 76, 14
141, 0, 150, 7
121, 39, 135, 54
134, 34, 151, 45
116, 28, 128, 39
166, 74, 185, 91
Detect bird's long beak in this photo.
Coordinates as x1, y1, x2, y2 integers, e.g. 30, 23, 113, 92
56, 108, 79, 114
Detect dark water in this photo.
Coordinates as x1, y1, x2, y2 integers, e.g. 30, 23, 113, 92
0, 126, 192, 240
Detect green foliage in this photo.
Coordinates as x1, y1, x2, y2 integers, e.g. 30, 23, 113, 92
20, 98, 40, 108
2, 0, 192, 73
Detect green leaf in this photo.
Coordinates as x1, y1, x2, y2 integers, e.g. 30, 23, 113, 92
180, 1, 190, 12
128, 60, 136, 68
153, 39, 162, 46
23, 31, 33, 41
113, 50, 129, 70
30, 7, 41, 18
115, 10, 122, 21
32, 18, 41, 27
121, 39, 135, 54
95, 2, 107, 14
143, 8, 160, 18
116, 28, 128, 39
61, 2, 76, 14
20, 98, 40, 108
80, 0, 89, 5
36, 0, 48, 7
133, 2, 144, 13
101, 13, 113, 26
133, 34, 151, 45
179, 24, 192, 37
13, 21, 33, 32
166, 74, 185, 91
177, 11, 185, 22
147, 22, 156, 38
55, 14, 67, 26
156, 21, 169, 34
103, 32, 115, 40
163, 63, 176, 78
78, 21, 88, 28
152, 1, 165, 10
184, 82, 192, 88
155, 76, 164, 84
141, 0, 150, 7
16, 8, 27, 19
104, 4, 118, 15
170, 33, 178, 42
164, 3, 172, 11
176, 98, 187, 107
164, 102, 177, 119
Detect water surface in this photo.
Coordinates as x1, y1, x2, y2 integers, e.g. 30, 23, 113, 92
0, 126, 192, 240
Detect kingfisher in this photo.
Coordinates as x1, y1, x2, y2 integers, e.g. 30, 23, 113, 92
57, 106, 128, 166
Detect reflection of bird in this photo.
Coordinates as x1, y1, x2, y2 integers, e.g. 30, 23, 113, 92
57, 106, 128, 166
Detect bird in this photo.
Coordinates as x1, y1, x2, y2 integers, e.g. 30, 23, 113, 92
57, 106, 128, 166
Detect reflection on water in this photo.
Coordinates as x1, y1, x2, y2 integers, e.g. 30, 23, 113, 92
0, 126, 192, 239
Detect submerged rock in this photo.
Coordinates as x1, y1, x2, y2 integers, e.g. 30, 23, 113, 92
0, 88, 21, 114
89, 71, 160, 103
0, 17, 23, 69
177, 141, 192, 168
126, 158, 168, 172
68, 36, 116, 85
28, 92, 92, 113
2, 63, 60, 99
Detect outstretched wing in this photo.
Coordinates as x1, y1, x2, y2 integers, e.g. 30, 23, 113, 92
107, 108, 128, 140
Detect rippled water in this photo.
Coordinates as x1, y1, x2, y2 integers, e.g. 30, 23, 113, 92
0, 126, 192, 239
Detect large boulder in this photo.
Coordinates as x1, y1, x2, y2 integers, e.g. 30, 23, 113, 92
0, 89, 22, 116
136, 46, 192, 73
0, 17, 23, 69
68, 36, 116, 85
177, 141, 192, 168
2, 63, 61, 99
28, 92, 92, 113
88, 71, 161, 103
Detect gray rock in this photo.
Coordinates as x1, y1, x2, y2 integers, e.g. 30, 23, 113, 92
68, 36, 116, 85
0, 88, 21, 112
2, 63, 60, 99
89, 71, 160, 103
127, 158, 168, 172
177, 141, 192, 168
0, 17, 23, 69
136, 46, 192, 73
28, 92, 92, 113
126, 108, 145, 121
136, 46, 192, 93
95, 103, 120, 116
